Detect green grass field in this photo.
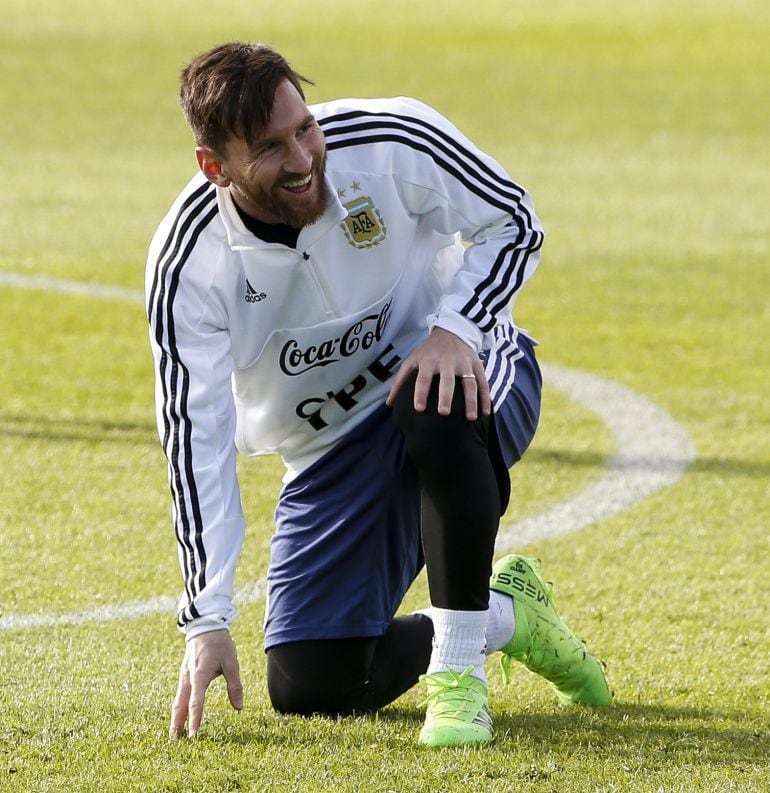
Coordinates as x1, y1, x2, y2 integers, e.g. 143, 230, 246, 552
1, 1, 768, 790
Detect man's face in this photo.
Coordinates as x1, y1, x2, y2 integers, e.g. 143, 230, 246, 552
199, 80, 328, 229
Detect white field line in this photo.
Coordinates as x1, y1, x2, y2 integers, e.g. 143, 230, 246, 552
495, 362, 696, 549
0, 271, 144, 303
0, 273, 696, 632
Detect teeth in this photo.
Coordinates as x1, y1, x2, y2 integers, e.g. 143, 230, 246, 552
284, 174, 311, 188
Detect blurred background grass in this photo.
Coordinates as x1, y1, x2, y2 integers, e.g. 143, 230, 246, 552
1, 1, 768, 790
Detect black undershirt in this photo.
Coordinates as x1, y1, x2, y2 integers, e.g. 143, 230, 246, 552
235, 203, 300, 249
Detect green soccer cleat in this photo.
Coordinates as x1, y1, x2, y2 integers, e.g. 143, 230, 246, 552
490, 554, 612, 707
418, 666, 494, 748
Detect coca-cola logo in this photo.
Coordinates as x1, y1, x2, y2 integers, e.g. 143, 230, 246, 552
279, 300, 392, 376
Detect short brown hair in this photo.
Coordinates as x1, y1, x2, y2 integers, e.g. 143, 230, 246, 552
179, 42, 312, 153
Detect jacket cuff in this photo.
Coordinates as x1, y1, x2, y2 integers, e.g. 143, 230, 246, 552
180, 598, 239, 640
428, 307, 486, 353
184, 622, 231, 641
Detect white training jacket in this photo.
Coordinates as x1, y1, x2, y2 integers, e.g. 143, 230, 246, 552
146, 96, 544, 637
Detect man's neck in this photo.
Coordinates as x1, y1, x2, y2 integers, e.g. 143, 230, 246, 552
233, 201, 300, 249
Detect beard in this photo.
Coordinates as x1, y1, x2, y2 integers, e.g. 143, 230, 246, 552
232, 151, 329, 230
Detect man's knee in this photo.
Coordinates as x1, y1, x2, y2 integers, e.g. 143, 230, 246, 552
391, 371, 488, 471
266, 640, 371, 716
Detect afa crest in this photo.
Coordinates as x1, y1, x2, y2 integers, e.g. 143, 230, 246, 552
340, 195, 387, 249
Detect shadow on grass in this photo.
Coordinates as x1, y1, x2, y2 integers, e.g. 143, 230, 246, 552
2, 414, 767, 480
188, 701, 768, 769
0, 413, 156, 446
377, 701, 770, 763
526, 447, 770, 479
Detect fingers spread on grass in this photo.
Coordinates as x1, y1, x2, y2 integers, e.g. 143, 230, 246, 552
169, 666, 192, 740
225, 655, 244, 711
187, 676, 207, 739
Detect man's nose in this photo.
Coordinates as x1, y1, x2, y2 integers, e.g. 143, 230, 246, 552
284, 138, 312, 173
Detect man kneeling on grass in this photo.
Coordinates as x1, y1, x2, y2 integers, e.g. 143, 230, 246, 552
146, 41, 611, 748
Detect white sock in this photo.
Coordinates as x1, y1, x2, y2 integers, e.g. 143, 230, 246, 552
425, 607, 489, 683
416, 593, 516, 659
485, 590, 516, 653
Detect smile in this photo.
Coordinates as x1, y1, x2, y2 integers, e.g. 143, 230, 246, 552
282, 174, 312, 192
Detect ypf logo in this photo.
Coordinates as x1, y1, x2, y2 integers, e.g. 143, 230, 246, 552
340, 195, 387, 249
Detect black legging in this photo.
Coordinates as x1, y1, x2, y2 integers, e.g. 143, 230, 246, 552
267, 615, 434, 716
267, 372, 507, 716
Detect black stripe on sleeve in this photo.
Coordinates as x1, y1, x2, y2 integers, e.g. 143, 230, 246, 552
325, 129, 521, 218
319, 109, 524, 206
148, 184, 218, 619
146, 181, 212, 322
319, 110, 542, 330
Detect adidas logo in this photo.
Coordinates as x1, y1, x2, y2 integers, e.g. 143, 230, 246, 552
245, 279, 267, 303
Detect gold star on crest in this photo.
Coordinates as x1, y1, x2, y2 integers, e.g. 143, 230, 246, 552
350, 180, 361, 192
337, 187, 347, 198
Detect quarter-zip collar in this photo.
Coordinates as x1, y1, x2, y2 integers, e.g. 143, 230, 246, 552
217, 174, 348, 252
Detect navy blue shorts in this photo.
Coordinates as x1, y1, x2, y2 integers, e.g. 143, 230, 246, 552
264, 333, 542, 649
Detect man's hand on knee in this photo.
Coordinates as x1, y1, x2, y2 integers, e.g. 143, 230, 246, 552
386, 327, 490, 420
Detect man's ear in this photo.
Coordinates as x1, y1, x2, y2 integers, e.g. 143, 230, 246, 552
196, 147, 230, 186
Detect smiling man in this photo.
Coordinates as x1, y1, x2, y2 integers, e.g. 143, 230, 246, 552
194, 81, 328, 229
146, 42, 611, 749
